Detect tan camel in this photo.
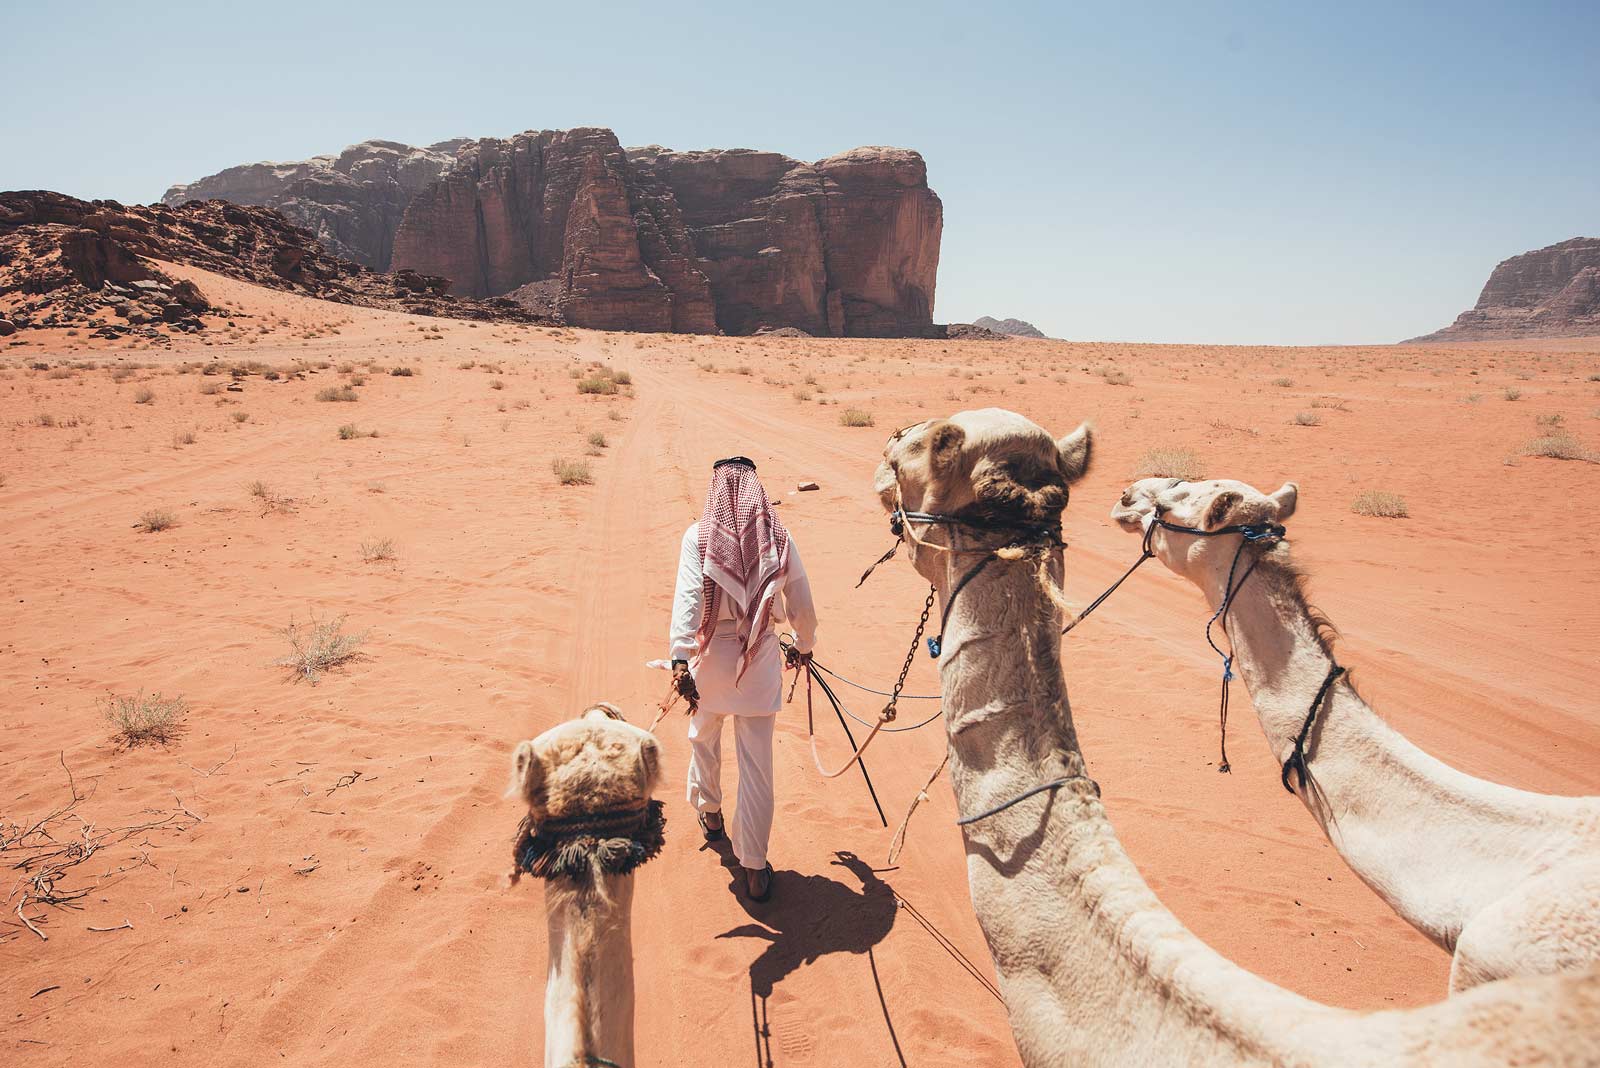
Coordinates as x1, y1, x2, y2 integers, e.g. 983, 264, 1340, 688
874, 409, 1599, 1066
506, 702, 664, 1068
1109, 476, 1600, 992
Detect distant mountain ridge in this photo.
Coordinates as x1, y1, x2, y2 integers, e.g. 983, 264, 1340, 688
163, 128, 943, 337
972, 315, 1047, 339
1409, 237, 1600, 342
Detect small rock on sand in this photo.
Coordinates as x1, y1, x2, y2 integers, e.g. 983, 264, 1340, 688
796, 481, 819, 491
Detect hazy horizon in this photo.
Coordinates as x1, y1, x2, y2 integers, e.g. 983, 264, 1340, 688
4, 0, 1595, 345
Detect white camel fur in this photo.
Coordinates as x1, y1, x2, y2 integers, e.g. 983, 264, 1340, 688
875, 408, 1599, 1066
1111, 475, 1600, 992
506, 702, 663, 1068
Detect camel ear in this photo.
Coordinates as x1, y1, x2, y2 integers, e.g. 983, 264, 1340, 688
1205, 491, 1244, 530
506, 740, 543, 802
1269, 482, 1298, 521
928, 420, 966, 479
636, 734, 662, 795
1056, 422, 1093, 483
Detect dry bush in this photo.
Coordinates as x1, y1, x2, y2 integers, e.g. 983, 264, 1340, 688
551, 458, 594, 485
1351, 491, 1408, 518
338, 424, 378, 440
247, 480, 295, 515
46, 367, 75, 380
274, 613, 367, 684
231, 411, 250, 424
1523, 429, 1597, 462
793, 388, 813, 402
458, 360, 476, 370
1103, 369, 1132, 386
136, 508, 176, 533
606, 408, 621, 420
735, 365, 754, 376
360, 537, 396, 563
31, 413, 56, 428
390, 366, 416, 377
172, 429, 197, 447
199, 381, 223, 396
103, 692, 187, 747
490, 378, 505, 390
1535, 412, 1565, 427
134, 387, 155, 404
1310, 396, 1349, 410
1503, 388, 1522, 401
586, 431, 608, 449
1292, 411, 1321, 426
316, 385, 359, 402
577, 376, 618, 395
1271, 377, 1294, 387
1135, 447, 1203, 480
613, 370, 632, 386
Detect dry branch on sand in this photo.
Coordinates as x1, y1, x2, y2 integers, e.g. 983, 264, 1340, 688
2, 755, 201, 940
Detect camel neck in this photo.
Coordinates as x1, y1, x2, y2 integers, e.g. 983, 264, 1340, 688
1201, 554, 1569, 947
544, 876, 636, 1068
934, 550, 1336, 1065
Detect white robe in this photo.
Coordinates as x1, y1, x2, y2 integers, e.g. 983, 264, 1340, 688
668, 521, 817, 716
669, 521, 818, 869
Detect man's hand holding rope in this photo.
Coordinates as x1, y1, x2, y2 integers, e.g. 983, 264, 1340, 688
671, 659, 700, 714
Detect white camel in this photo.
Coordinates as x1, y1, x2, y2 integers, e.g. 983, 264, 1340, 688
874, 409, 1599, 1066
506, 702, 664, 1068
1110, 475, 1600, 992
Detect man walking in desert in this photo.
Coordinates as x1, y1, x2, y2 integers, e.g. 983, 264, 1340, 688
668, 456, 818, 902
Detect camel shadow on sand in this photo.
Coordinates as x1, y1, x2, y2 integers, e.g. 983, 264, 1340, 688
710, 846, 905, 1066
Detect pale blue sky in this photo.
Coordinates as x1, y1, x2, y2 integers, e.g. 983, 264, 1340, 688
4, 1, 1595, 343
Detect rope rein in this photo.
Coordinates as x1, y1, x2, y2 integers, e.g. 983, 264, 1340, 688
1281, 662, 1344, 794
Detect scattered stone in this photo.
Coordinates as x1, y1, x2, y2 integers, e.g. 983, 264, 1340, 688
0, 319, 15, 337
796, 481, 820, 492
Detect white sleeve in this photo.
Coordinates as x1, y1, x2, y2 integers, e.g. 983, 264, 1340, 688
779, 539, 819, 655
669, 523, 702, 662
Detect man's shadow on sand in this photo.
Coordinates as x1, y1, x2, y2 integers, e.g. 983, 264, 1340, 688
708, 844, 905, 1066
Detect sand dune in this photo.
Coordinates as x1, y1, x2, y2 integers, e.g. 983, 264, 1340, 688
3, 264, 1597, 1065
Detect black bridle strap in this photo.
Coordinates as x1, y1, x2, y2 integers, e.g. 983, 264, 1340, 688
1281, 663, 1345, 794
956, 773, 1100, 826
1062, 515, 1158, 634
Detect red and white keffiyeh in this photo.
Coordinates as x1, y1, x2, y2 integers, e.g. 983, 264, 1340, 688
696, 462, 790, 681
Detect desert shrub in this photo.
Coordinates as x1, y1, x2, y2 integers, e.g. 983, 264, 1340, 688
172, 429, 197, 447
793, 388, 813, 402
231, 411, 250, 423
47, 367, 74, 380
390, 366, 415, 377
1310, 396, 1349, 410
1351, 491, 1408, 518
1271, 377, 1294, 387
103, 692, 187, 746
1135, 447, 1203, 480
1503, 388, 1522, 401
338, 423, 378, 440
551, 458, 594, 485
839, 409, 876, 427
458, 360, 476, 370
316, 385, 359, 402
360, 537, 396, 563
274, 613, 367, 684
134, 387, 155, 404
1103, 369, 1132, 386
31, 413, 56, 428
735, 365, 754, 376
137, 508, 176, 532
1292, 411, 1321, 426
1535, 412, 1565, 427
606, 407, 621, 420
613, 370, 632, 386
577, 376, 618, 395
247, 479, 295, 514
199, 380, 224, 395
490, 378, 505, 390
1523, 429, 1597, 462
586, 431, 608, 449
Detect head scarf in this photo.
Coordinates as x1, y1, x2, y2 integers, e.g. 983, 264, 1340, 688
696, 459, 790, 680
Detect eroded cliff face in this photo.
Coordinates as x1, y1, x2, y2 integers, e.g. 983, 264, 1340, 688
169, 128, 942, 336
162, 140, 464, 270
1409, 237, 1600, 341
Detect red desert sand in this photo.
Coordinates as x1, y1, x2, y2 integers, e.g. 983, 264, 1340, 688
3, 262, 1598, 1065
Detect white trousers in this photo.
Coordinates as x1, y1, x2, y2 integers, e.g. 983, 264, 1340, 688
686, 707, 775, 870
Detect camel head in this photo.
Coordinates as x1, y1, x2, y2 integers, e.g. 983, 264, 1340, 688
506, 702, 662, 822
874, 408, 1092, 583
1111, 476, 1298, 586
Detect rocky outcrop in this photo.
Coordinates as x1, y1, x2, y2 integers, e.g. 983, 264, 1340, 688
0, 190, 551, 340
972, 315, 1047, 339
163, 140, 465, 270
1409, 238, 1600, 341
174, 128, 942, 337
